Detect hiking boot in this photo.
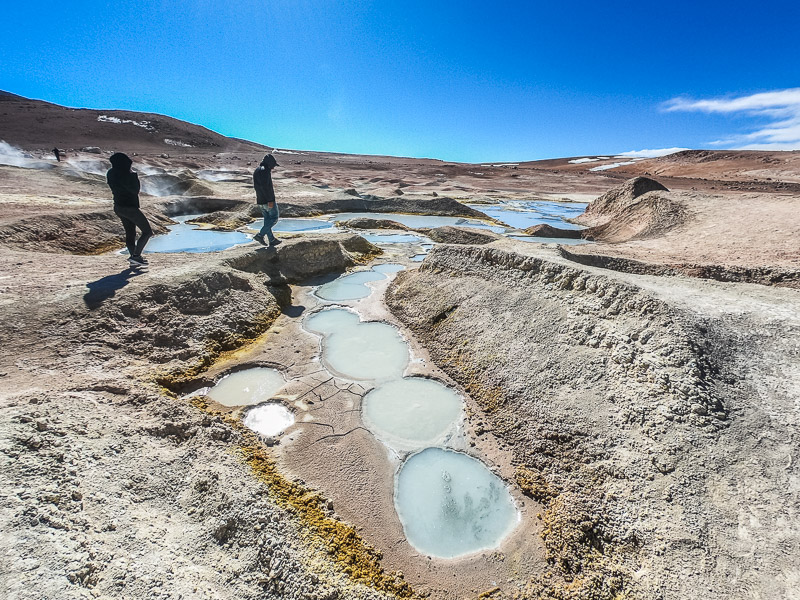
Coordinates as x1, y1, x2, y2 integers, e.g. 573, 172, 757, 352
253, 234, 267, 245
268, 238, 282, 247
129, 254, 148, 266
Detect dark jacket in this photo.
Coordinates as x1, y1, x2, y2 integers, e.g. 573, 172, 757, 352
253, 166, 276, 205
107, 153, 140, 207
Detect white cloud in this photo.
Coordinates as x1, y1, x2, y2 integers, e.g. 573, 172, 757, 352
615, 147, 689, 158
664, 88, 800, 150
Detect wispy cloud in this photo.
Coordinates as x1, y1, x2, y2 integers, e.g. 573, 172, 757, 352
663, 88, 800, 150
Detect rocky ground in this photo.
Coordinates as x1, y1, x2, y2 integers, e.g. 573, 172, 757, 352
1, 92, 799, 599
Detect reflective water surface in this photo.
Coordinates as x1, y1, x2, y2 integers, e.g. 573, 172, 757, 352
395, 448, 518, 558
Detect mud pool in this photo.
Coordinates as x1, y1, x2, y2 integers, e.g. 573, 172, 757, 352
316, 264, 405, 301
362, 377, 462, 449
302, 267, 520, 558
394, 448, 518, 558
206, 367, 286, 407
304, 309, 409, 381
143, 214, 250, 253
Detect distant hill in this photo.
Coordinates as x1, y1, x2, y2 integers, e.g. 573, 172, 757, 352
0, 91, 267, 154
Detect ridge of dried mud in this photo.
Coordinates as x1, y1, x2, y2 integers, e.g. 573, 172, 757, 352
384, 242, 800, 600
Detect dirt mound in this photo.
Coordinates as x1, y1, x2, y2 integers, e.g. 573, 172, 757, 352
575, 176, 669, 227
424, 226, 501, 245
584, 193, 687, 242
523, 224, 582, 239
225, 234, 381, 284
195, 195, 490, 231
338, 217, 408, 230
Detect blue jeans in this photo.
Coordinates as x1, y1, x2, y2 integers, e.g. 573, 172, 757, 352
258, 203, 279, 242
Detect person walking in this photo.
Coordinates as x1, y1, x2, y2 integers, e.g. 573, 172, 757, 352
107, 152, 153, 267
52, 147, 61, 162
253, 153, 281, 247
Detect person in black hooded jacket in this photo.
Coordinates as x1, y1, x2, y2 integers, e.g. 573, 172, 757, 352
252, 153, 281, 246
107, 152, 153, 266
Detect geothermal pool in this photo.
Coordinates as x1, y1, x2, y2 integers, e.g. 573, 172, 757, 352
316, 271, 389, 301
305, 309, 409, 381
362, 377, 462, 449
303, 267, 519, 558
144, 214, 251, 253
361, 232, 429, 244
207, 367, 286, 407
394, 448, 518, 558
316, 264, 406, 301
273, 218, 339, 233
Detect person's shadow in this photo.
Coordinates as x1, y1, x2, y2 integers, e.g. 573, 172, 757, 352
83, 268, 144, 309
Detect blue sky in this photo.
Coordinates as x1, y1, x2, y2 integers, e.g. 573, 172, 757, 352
2, 1, 799, 162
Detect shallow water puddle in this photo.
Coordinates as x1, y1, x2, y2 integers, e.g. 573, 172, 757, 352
467, 200, 587, 230
395, 448, 518, 558
248, 217, 340, 233
329, 212, 505, 232
243, 403, 295, 437
305, 309, 409, 381
316, 264, 405, 301
207, 367, 286, 407
145, 214, 250, 253
316, 270, 387, 301
362, 378, 462, 448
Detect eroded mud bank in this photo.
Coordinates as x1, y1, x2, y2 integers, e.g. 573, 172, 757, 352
384, 242, 800, 600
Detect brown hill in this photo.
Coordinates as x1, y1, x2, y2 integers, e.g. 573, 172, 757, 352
613, 149, 800, 186
573, 176, 669, 227
0, 90, 266, 155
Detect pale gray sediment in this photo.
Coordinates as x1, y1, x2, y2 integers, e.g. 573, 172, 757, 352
384, 241, 800, 599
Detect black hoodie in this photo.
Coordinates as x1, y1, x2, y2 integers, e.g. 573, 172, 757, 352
107, 153, 141, 207
253, 154, 278, 205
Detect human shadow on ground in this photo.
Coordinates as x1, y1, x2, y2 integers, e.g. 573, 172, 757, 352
83, 268, 145, 309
